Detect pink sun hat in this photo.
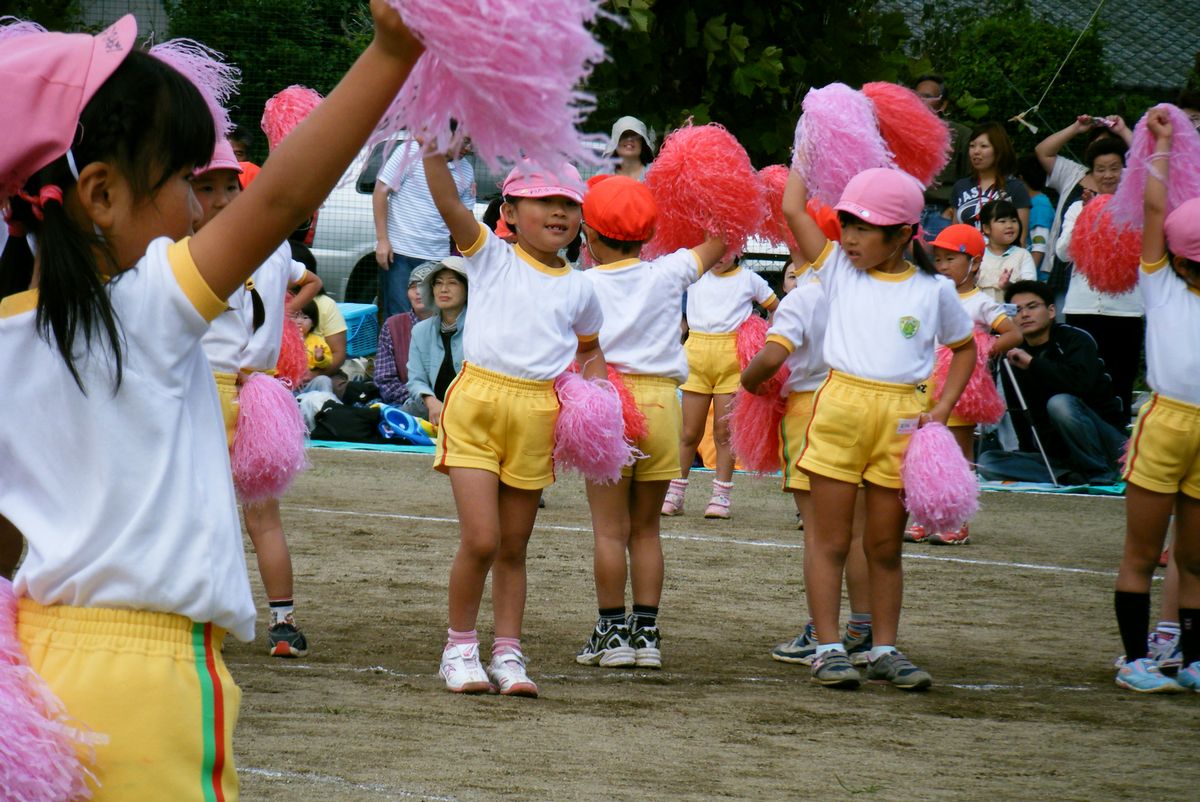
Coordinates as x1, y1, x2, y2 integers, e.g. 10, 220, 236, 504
193, 139, 244, 178
501, 160, 586, 204
1164, 197, 1200, 262
0, 15, 138, 204
834, 167, 924, 227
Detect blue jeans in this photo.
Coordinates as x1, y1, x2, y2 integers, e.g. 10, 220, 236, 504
976, 394, 1127, 484
378, 253, 425, 318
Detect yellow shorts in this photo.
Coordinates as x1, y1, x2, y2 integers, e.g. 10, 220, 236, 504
681, 331, 740, 395
1123, 393, 1200, 498
17, 600, 241, 802
213, 371, 239, 449
797, 370, 931, 489
779, 391, 815, 492
622, 374, 682, 482
436, 362, 559, 490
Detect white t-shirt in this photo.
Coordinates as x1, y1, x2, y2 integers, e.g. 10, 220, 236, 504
200, 282, 253, 374
460, 223, 604, 380
1140, 256, 1200, 405
1058, 199, 1145, 317
583, 248, 701, 382
957, 287, 1009, 333
685, 266, 778, 333
0, 237, 255, 641
812, 241, 973, 384
978, 246, 1036, 302
378, 140, 475, 260
765, 275, 829, 394
241, 245, 309, 371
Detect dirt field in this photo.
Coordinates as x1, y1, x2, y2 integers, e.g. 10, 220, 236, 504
228, 449, 1199, 801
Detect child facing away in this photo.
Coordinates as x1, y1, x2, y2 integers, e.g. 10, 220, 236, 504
905, 224, 1022, 545
193, 138, 322, 658
1112, 107, 1200, 693
977, 199, 1037, 303
573, 174, 725, 670
663, 255, 778, 519
782, 167, 976, 691
298, 298, 333, 370
423, 154, 608, 698
0, 8, 422, 796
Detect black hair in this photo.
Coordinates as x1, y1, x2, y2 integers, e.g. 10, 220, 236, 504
978, 199, 1024, 242
835, 211, 936, 276
0, 50, 215, 393
227, 123, 253, 150
1005, 279, 1053, 305
300, 298, 321, 330
482, 196, 504, 232
912, 73, 948, 101
1016, 154, 1047, 192
1175, 88, 1200, 113
596, 231, 644, 254
1166, 250, 1200, 280
429, 264, 469, 303
1083, 137, 1128, 169
967, 122, 1017, 187
501, 194, 585, 257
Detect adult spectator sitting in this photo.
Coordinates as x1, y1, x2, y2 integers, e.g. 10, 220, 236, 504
406, 257, 467, 424
951, 121, 1031, 234
977, 281, 1126, 485
374, 262, 436, 406
913, 73, 971, 241
373, 136, 474, 318
604, 116, 655, 181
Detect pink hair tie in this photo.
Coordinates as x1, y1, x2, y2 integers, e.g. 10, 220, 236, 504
15, 185, 64, 221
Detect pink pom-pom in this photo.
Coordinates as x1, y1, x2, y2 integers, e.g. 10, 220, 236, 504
901, 422, 979, 531
377, 0, 609, 171
553, 371, 639, 484
729, 388, 787, 475
1109, 104, 1200, 228
792, 83, 893, 206
861, 82, 950, 187
231, 374, 309, 503
758, 165, 798, 251
0, 17, 47, 43
261, 85, 323, 151
0, 578, 103, 802
643, 122, 767, 261
932, 328, 1006, 425
149, 39, 240, 137
607, 365, 648, 443
274, 312, 308, 390
1069, 194, 1142, 295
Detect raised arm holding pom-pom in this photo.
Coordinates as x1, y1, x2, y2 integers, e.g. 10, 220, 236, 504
423, 153, 481, 252
1141, 109, 1171, 264
782, 169, 829, 266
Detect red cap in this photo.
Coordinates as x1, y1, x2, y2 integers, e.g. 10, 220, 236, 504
930, 224, 985, 258
582, 174, 657, 242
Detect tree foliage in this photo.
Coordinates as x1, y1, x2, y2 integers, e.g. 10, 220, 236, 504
2, 0, 81, 30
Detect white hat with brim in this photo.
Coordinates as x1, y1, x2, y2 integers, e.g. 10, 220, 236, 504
604, 116, 656, 157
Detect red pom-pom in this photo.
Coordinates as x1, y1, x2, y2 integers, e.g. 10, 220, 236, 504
861, 82, 951, 187
1068, 194, 1142, 295
758, 165, 798, 251
736, 314, 788, 396
274, 310, 308, 390
933, 328, 1006, 425
643, 123, 767, 261
608, 365, 648, 443
729, 387, 787, 475
261, 85, 323, 151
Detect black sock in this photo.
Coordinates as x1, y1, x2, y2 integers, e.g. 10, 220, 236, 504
632, 604, 658, 630
1114, 591, 1151, 663
598, 607, 625, 626
1180, 608, 1200, 668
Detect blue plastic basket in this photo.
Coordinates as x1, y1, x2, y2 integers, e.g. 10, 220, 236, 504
337, 302, 379, 358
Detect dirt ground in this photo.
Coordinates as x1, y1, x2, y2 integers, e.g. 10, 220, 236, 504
227, 449, 1199, 801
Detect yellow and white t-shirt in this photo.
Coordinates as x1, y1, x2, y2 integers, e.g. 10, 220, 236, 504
0, 237, 256, 641
685, 265, 778, 333
1141, 255, 1200, 405
812, 241, 973, 384
583, 247, 701, 382
200, 280, 253, 374
460, 223, 604, 380
957, 287, 1008, 333
765, 274, 829, 395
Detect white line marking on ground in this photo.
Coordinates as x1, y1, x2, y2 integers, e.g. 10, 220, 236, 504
284, 505, 1123, 578
240, 766, 458, 800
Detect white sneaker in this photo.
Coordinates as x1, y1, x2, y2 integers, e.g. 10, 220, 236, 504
487, 649, 539, 697
439, 643, 493, 694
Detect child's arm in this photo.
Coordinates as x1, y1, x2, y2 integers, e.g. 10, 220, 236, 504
928, 339, 977, 425
740, 342, 788, 395
693, 237, 728, 275
990, 318, 1023, 356
781, 170, 829, 267
576, 338, 608, 381
1142, 108, 1171, 264
1034, 116, 1092, 174
191, 1, 423, 300
287, 270, 322, 314
424, 155, 481, 250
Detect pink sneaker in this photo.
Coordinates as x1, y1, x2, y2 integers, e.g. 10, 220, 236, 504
930, 524, 971, 545
704, 481, 732, 519
903, 524, 929, 543
661, 478, 687, 516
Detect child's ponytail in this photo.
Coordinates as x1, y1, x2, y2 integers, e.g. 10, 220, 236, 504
909, 237, 938, 276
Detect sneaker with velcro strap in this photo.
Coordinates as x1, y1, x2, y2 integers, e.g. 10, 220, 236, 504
866, 650, 933, 691
487, 649, 539, 697
771, 622, 818, 665
439, 643, 493, 694
1115, 657, 1184, 693
810, 650, 861, 689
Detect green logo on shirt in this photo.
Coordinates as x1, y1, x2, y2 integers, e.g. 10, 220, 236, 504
899, 316, 920, 338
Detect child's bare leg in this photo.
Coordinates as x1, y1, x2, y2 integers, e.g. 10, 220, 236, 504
711, 393, 736, 483
862, 483, 908, 647
491, 482, 543, 638
243, 499, 294, 601
677, 391, 711, 478
0, 515, 22, 580
950, 425, 975, 464
1118, 484, 1175, 593
586, 478, 633, 609
447, 468, 502, 631
792, 489, 807, 519
804, 474, 857, 644
846, 489, 871, 615
1174, 493, 1200, 611
629, 480, 669, 607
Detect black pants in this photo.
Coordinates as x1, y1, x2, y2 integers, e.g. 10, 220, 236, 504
1065, 314, 1144, 419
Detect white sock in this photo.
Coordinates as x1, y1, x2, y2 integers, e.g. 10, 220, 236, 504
869, 645, 897, 661
815, 642, 844, 656
1155, 621, 1180, 638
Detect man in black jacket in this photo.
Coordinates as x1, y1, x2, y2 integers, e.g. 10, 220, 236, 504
977, 281, 1128, 484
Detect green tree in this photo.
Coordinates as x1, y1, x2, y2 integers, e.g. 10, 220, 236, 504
588, 0, 913, 167
1, 0, 81, 29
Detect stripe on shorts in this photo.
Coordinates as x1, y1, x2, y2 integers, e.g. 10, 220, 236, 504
192, 622, 227, 802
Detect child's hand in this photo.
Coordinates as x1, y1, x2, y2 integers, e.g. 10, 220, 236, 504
999, 268, 1012, 287
370, 0, 425, 63
315, 345, 325, 360
1147, 108, 1173, 141
782, 168, 808, 215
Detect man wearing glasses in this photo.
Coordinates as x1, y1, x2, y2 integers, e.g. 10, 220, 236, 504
976, 281, 1127, 485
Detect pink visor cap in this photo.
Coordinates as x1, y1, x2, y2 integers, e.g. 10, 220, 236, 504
501, 160, 586, 204
1164, 197, 1200, 262
833, 167, 925, 227
0, 15, 138, 203
193, 138, 243, 178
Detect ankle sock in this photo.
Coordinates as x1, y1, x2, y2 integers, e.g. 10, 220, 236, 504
847, 613, 872, 634
446, 628, 478, 650
1180, 608, 1200, 667
598, 607, 625, 627
492, 636, 521, 659
815, 642, 843, 656
268, 598, 294, 627
1114, 590, 1151, 662
632, 604, 658, 630
711, 479, 733, 495
1154, 621, 1181, 639
868, 645, 896, 662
